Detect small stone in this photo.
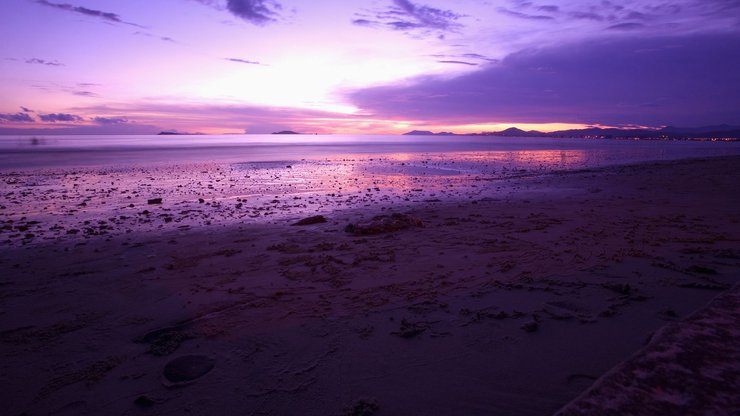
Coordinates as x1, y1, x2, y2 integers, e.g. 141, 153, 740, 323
147, 198, 163, 205
134, 395, 156, 408
521, 320, 539, 332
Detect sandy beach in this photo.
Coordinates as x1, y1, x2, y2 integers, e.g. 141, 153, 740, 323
1, 154, 739, 415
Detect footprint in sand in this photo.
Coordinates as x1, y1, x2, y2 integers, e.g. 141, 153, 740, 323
162, 355, 215, 387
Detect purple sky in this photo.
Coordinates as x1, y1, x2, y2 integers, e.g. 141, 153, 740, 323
1, 0, 739, 134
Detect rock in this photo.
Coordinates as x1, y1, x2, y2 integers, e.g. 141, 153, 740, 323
134, 395, 157, 408
342, 398, 379, 416
345, 213, 423, 236
521, 320, 539, 332
162, 355, 214, 387
147, 198, 162, 205
292, 215, 327, 226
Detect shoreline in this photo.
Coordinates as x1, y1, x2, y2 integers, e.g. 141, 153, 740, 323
1, 156, 739, 415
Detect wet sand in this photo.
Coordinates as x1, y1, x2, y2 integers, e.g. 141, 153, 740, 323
1, 155, 739, 415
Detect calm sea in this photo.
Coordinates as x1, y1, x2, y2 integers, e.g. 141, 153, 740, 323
1, 134, 739, 171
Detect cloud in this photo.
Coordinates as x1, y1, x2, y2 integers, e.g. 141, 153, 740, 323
225, 57, 263, 65
39, 113, 84, 122
347, 33, 740, 127
0, 112, 34, 122
353, 0, 464, 33
20, 106, 34, 113
497, 7, 555, 20
133, 31, 178, 43
193, 0, 281, 25
568, 11, 604, 21
73, 91, 98, 97
34, 0, 143, 27
437, 60, 477, 66
92, 116, 128, 124
68, 101, 389, 134
25, 58, 64, 66
607, 22, 645, 30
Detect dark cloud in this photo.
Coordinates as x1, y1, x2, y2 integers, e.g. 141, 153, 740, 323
34, 0, 144, 27
92, 116, 128, 125
25, 58, 63, 66
607, 22, 645, 30
569, 11, 604, 21
39, 113, 84, 122
73, 91, 98, 97
430, 53, 498, 64
225, 57, 262, 65
0, 112, 34, 122
461, 53, 499, 63
353, 0, 463, 33
225, 0, 282, 25
497, 7, 555, 20
437, 60, 478, 66
538, 5, 559, 13
133, 31, 178, 43
21, 106, 34, 113
348, 33, 740, 127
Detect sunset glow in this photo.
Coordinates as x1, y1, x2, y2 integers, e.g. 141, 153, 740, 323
2, 0, 739, 134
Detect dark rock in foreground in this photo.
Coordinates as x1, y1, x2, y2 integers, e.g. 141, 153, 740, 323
147, 198, 162, 205
345, 213, 423, 235
292, 215, 327, 226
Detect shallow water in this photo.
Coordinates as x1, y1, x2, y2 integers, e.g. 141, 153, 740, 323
3, 134, 740, 247
2, 134, 739, 171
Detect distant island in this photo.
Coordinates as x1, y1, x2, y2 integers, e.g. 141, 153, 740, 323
157, 131, 203, 135
272, 130, 301, 135
404, 125, 740, 140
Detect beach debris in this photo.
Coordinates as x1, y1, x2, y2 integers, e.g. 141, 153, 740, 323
162, 354, 215, 387
292, 215, 327, 226
393, 318, 431, 338
521, 320, 539, 332
602, 282, 634, 296
521, 314, 541, 332
677, 281, 729, 291
345, 213, 423, 235
147, 198, 162, 205
685, 265, 718, 275
134, 395, 160, 408
341, 398, 379, 416
136, 325, 193, 356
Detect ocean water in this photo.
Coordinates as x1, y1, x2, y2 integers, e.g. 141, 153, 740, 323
1, 134, 739, 171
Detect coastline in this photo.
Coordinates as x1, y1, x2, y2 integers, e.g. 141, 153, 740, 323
1, 155, 739, 415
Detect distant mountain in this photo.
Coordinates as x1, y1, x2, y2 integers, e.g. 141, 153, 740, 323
486, 127, 542, 137
272, 130, 301, 135
403, 126, 740, 140
403, 130, 456, 136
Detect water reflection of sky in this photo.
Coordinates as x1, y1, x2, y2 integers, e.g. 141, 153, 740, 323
2, 139, 740, 247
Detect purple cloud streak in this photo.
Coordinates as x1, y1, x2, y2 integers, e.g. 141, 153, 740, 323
353, 0, 463, 33
25, 58, 63, 66
0, 112, 35, 122
225, 57, 263, 65
39, 113, 84, 122
34, 0, 144, 27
